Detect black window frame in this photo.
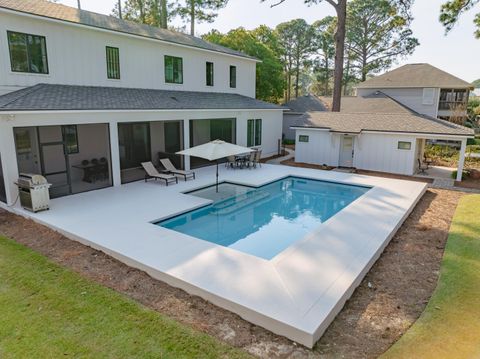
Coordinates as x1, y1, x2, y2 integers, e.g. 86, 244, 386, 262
397, 141, 412, 150
206, 61, 214, 87
247, 119, 262, 147
229, 65, 237, 88
106, 46, 121, 80
298, 135, 309, 143
164, 55, 183, 84
7, 30, 49, 74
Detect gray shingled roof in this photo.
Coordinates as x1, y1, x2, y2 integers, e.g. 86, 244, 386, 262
0, 0, 257, 61
319, 92, 414, 114
293, 111, 474, 137
0, 84, 282, 111
283, 95, 326, 114
356, 63, 473, 89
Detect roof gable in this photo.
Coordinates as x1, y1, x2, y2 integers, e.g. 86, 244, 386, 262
0, 0, 257, 61
356, 63, 473, 89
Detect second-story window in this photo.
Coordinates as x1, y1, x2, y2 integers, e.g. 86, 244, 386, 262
165, 55, 183, 84
7, 31, 48, 74
206, 62, 214, 86
230, 65, 237, 88
106, 46, 120, 79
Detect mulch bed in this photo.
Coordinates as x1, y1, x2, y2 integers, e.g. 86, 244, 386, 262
0, 188, 465, 358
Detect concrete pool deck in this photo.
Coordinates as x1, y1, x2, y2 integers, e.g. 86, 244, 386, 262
4, 164, 427, 347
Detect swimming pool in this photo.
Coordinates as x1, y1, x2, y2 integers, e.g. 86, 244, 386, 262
157, 177, 370, 260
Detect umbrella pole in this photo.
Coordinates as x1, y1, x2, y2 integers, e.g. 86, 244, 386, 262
216, 160, 219, 193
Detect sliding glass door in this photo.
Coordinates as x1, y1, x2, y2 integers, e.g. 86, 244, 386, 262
189, 118, 236, 168
14, 125, 112, 198
118, 122, 151, 183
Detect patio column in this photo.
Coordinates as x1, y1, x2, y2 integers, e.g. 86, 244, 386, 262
109, 122, 122, 187
183, 119, 190, 170
456, 138, 467, 182
0, 117, 19, 205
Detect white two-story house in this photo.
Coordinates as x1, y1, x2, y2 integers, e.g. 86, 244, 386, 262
293, 64, 474, 180
0, 0, 283, 205
355, 63, 472, 121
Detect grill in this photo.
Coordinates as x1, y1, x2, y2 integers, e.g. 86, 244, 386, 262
16, 173, 52, 212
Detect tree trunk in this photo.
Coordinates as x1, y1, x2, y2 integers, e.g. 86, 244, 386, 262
137, 0, 145, 23
344, 50, 350, 95
324, 55, 329, 96
295, 66, 300, 98
118, 0, 122, 19
160, 0, 168, 29
331, 0, 346, 112
190, 0, 195, 36
287, 71, 292, 101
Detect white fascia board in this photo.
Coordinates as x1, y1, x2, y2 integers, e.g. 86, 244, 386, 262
361, 130, 474, 139
0, 8, 261, 63
290, 127, 330, 132
0, 108, 282, 116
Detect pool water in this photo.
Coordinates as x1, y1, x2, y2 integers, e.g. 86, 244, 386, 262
158, 177, 370, 260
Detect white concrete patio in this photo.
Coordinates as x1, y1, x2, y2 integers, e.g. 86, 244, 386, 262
5, 164, 427, 347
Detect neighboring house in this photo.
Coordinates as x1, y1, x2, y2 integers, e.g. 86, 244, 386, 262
282, 94, 326, 140
293, 86, 475, 181
356, 63, 473, 121
0, 0, 283, 205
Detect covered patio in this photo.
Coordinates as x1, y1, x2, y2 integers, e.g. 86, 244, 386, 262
414, 137, 468, 182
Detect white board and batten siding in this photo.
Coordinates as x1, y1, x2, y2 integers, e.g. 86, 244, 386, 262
0, 10, 256, 97
295, 129, 340, 166
295, 129, 419, 175
353, 133, 417, 175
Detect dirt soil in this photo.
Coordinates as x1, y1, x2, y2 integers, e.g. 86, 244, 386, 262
0, 188, 465, 358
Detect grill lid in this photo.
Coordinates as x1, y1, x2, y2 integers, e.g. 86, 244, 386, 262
19, 173, 49, 186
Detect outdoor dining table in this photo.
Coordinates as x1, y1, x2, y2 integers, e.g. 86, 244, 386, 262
235, 153, 251, 168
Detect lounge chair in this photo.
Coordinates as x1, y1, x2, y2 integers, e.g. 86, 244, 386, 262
159, 158, 196, 181
141, 162, 178, 186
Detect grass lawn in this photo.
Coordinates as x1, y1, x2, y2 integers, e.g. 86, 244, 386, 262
0, 236, 251, 359
382, 194, 480, 359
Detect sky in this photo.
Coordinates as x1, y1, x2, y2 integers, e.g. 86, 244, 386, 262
59, 0, 480, 82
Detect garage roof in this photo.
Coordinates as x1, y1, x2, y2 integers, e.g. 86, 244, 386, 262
293, 111, 474, 137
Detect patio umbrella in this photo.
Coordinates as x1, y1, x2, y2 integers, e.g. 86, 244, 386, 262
177, 140, 254, 192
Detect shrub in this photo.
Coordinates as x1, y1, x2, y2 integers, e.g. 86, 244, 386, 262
451, 169, 470, 180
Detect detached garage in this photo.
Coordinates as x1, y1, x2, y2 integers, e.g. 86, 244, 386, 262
292, 111, 474, 181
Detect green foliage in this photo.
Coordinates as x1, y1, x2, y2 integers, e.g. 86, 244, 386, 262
174, 0, 229, 35
472, 78, 480, 88
0, 237, 251, 358
345, 0, 419, 81
311, 16, 336, 96
276, 19, 315, 100
203, 28, 285, 103
112, 0, 172, 28
440, 0, 480, 38
451, 169, 470, 179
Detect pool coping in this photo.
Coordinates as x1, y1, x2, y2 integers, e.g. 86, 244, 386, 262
4, 164, 427, 348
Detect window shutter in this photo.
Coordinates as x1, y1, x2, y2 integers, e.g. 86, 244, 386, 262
422, 88, 435, 105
